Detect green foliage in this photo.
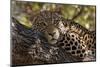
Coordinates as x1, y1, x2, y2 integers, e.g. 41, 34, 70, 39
12, 1, 96, 31
16, 14, 32, 28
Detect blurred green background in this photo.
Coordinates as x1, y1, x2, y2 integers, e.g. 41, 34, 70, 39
11, 1, 96, 31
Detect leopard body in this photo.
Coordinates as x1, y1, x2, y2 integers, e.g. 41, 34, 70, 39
32, 10, 96, 59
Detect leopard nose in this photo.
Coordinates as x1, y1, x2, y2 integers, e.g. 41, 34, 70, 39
52, 38, 56, 40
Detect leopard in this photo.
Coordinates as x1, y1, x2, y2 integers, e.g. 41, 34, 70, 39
44, 20, 96, 59
31, 10, 96, 60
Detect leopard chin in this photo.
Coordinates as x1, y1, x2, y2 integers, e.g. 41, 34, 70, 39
48, 39, 57, 44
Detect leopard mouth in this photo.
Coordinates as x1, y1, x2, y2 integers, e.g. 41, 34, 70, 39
48, 38, 58, 44
51, 38, 57, 41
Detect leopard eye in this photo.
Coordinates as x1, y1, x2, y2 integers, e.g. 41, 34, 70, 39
48, 33, 53, 36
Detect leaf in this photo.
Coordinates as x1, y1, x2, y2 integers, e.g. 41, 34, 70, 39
16, 14, 32, 28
